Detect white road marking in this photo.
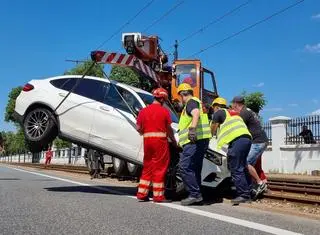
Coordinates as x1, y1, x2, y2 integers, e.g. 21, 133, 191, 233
11, 166, 127, 195
12, 167, 91, 186
8, 166, 303, 235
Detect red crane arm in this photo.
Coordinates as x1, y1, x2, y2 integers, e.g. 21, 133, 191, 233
91, 50, 160, 85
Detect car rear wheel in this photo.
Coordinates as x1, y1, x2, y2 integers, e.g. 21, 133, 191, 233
23, 108, 57, 152
126, 162, 141, 177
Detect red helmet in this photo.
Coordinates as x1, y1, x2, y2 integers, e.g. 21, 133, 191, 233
182, 77, 194, 86
152, 88, 168, 100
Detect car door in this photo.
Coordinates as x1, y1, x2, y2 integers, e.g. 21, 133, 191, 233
89, 84, 143, 163
53, 78, 107, 143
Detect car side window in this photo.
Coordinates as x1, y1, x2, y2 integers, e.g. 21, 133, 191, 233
50, 78, 72, 89
105, 85, 142, 113
73, 79, 109, 103
51, 78, 109, 103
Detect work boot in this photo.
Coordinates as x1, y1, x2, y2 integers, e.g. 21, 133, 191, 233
231, 196, 252, 205
257, 182, 267, 193
181, 196, 203, 206
252, 182, 267, 200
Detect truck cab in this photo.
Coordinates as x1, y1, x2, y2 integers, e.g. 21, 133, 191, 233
171, 60, 219, 111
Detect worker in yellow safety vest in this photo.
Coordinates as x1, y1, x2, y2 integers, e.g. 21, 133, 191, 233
211, 97, 253, 205
177, 83, 212, 206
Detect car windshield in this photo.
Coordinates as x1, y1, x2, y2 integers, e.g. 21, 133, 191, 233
137, 92, 179, 123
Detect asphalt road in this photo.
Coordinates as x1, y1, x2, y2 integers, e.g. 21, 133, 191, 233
0, 165, 319, 235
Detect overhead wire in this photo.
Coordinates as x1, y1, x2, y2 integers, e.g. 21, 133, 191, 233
179, 0, 253, 45
142, 0, 185, 33
95, 0, 156, 50
188, 0, 305, 58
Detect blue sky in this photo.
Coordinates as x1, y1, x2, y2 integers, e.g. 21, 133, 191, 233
0, 0, 319, 131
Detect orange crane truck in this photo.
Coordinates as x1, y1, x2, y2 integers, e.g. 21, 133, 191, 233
91, 32, 219, 112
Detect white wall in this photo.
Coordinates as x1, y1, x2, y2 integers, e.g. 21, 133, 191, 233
262, 116, 320, 175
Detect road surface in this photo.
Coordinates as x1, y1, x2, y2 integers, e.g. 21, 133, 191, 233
0, 164, 319, 235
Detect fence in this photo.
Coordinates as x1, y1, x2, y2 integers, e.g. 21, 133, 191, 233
285, 115, 320, 145
262, 122, 272, 145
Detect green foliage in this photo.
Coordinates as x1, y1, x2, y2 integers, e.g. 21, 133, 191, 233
109, 66, 140, 86
1, 129, 28, 155
53, 137, 72, 150
5, 87, 22, 123
3, 87, 29, 155
109, 66, 152, 91
64, 60, 105, 77
242, 91, 267, 114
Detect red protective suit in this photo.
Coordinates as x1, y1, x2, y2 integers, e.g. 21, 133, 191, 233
136, 103, 171, 202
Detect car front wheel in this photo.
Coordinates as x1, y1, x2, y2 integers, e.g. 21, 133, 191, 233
112, 157, 128, 176
23, 107, 57, 152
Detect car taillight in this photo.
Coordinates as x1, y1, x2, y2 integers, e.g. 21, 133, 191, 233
23, 83, 34, 92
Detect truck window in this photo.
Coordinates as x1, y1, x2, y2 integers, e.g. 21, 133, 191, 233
175, 64, 197, 88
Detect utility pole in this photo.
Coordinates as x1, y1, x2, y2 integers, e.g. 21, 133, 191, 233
65, 59, 86, 64
174, 40, 178, 61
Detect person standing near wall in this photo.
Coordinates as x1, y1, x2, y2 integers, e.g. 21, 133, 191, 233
44, 145, 53, 166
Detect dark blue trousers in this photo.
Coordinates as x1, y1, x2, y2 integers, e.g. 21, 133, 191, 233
180, 139, 209, 198
228, 137, 252, 198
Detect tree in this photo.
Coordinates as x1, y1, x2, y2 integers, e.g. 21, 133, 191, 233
242, 91, 267, 114
5, 87, 23, 123
3, 87, 29, 154
109, 66, 140, 86
53, 137, 72, 150
109, 66, 152, 91
64, 60, 104, 77
1, 130, 28, 155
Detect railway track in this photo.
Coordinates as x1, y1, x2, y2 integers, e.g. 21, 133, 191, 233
3, 162, 320, 205
264, 178, 320, 205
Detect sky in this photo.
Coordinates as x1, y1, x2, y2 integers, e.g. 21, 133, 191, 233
0, 0, 319, 131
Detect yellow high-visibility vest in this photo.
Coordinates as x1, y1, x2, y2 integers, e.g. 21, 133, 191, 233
217, 109, 251, 149
178, 97, 212, 146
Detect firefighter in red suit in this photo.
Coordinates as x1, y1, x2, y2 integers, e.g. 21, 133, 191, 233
136, 88, 177, 202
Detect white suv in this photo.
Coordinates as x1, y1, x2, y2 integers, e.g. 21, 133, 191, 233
14, 75, 230, 189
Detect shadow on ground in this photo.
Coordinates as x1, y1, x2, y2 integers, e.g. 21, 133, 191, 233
0, 178, 21, 180
44, 185, 136, 196
44, 184, 233, 205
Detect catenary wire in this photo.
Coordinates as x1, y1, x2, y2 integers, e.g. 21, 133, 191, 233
179, 0, 253, 45
188, 0, 305, 58
96, 0, 155, 50
142, 0, 185, 33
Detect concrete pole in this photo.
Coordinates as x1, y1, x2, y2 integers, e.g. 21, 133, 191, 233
269, 116, 291, 173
